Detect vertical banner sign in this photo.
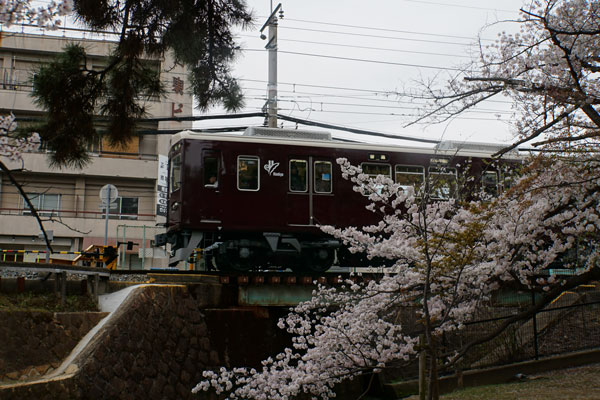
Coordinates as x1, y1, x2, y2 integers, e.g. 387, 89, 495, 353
156, 154, 168, 217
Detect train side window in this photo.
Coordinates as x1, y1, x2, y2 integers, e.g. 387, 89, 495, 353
482, 171, 499, 196
395, 165, 425, 194
314, 161, 332, 193
204, 156, 219, 187
170, 154, 182, 193
290, 159, 307, 192
429, 167, 457, 199
238, 156, 260, 191
361, 163, 391, 178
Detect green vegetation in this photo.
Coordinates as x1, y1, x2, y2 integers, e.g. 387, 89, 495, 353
0, 292, 98, 312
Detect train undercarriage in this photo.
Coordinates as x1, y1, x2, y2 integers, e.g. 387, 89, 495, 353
156, 230, 341, 273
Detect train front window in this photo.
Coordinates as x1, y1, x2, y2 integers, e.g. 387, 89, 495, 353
290, 160, 307, 192
429, 167, 457, 199
314, 161, 332, 193
204, 156, 219, 187
238, 156, 260, 191
170, 153, 181, 193
396, 165, 425, 194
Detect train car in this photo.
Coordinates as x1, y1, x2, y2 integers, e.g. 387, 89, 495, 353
155, 127, 517, 272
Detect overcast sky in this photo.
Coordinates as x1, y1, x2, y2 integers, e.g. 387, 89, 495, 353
193, 0, 528, 147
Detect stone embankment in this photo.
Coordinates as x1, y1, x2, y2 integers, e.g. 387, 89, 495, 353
0, 312, 107, 382
0, 283, 295, 400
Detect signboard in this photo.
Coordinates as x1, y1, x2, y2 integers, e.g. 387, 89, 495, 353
156, 154, 168, 217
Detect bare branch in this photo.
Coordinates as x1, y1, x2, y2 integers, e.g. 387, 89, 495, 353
0, 160, 53, 252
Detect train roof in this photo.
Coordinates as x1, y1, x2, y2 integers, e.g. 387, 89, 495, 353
170, 128, 522, 160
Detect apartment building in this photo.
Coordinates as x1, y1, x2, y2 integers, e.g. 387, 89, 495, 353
0, 32, 192, 269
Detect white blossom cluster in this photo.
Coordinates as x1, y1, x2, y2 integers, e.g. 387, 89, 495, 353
0, 0, 73, 28
417, 0, 600, 150
195, 154, 600, 399
0, 114, 40, 162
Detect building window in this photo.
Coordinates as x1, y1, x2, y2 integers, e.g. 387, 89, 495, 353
238, 156, 259, 191
101, 197, 139, 220
22, 193, 61, 217
119, 197, 139, 220
429, 167, 457, 199
395, 165, 425, 193
314, 161, 332, 193
289, 159, 307, 192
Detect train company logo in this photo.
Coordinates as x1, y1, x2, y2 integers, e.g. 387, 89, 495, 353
264, 160, 284, 177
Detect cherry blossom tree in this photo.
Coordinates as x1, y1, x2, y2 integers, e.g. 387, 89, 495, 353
411, 0, 600, 155
0, 0, 73, 28
193, 154, 600, 400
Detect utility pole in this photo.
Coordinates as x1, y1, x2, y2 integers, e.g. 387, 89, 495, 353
260, 3, 284, 128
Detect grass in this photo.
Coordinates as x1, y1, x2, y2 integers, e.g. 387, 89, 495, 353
406, 364, 600, 399
0, 292, 99, 312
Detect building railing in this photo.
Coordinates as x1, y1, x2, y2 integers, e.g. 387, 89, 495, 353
0, 67, 33, 91
30, 143, 159, 161
0, 67, 161, 102
0, 207, 156, 221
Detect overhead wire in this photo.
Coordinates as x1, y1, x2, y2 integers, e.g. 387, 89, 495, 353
243, 48, 466, 71
278, 26, 475, 47
398, 0, 518, 13
241, 86, 513, 110
238, 34, 471, 58
246, 95, 513, 115
280, 18, 492, 41
273, 107, 510, 121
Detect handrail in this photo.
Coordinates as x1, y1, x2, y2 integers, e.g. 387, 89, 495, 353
0, 207, 156, 219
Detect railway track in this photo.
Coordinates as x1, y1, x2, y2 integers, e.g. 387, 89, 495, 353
0, 261, 383, 286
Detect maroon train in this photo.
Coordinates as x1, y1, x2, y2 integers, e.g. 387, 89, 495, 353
155, 127, 513, 272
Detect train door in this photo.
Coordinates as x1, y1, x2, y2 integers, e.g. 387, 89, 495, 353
200, 150, 222, 222
311, 158, 336, 226
286, 158, 310, 226
285, 157, 336, 227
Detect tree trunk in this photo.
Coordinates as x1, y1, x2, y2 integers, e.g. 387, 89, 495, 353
427, 341, 440, 400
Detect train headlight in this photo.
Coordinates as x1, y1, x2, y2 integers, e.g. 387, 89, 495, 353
171, 202, 180, 211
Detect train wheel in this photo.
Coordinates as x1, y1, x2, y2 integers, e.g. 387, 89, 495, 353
212, 253, 232, 272
213, 247, 256, 272
301, 248, 334, 273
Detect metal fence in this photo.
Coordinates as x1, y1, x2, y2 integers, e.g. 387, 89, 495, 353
115, 225, 168, 270
443, 285, 600, 373
385, 285, 600, 382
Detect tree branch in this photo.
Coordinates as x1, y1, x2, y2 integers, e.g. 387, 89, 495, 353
0, 160, 53, 252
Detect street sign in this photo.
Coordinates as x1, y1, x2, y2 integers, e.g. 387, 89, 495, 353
100, 184, 118, 204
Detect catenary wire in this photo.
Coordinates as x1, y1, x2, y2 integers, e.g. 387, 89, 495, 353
243, 48, 466, 71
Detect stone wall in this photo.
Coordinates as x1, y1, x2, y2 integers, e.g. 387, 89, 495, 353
0, 285, 295, 400
0, 311, 108, 382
